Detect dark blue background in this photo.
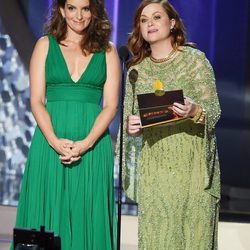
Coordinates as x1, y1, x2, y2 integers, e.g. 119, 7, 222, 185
18, 0, 250, 188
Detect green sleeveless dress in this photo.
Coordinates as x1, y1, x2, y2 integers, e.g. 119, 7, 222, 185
13, 35, 117, 250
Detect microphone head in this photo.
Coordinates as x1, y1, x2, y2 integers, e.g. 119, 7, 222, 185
128, 69, 138, 84
118, 45, 129, 62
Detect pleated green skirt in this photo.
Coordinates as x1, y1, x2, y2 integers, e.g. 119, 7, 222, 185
13, 100, 117, 250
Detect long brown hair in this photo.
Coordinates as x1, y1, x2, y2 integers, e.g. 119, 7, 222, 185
128, 0, 187, 68
44, 0, 112, 53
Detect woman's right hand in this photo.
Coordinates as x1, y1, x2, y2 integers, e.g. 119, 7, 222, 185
126, 115, 142, 137
51, 138, 74, 159
53, 138, 82, 165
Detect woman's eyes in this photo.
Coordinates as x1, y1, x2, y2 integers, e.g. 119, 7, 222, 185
67, 6, 90, 12
153, 15, 161, 20
83, 7, 90, 12
68, 6, 75, 11
141, 18, 148, 23
140, 15, 161, 23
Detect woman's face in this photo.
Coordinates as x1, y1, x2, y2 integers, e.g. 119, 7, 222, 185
60, 0, 92, 34
140, 3, 175, 45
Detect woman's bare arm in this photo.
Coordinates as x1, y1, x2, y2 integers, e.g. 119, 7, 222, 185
29, 36, 73, 158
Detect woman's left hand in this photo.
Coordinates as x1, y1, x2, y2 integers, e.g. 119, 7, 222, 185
59, 139, 91, 165
71, 139, 91, 157
172, 96, 198, 118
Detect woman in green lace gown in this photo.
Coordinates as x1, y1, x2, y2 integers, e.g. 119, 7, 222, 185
12, 0, 119, 249
122, 1, 221, 249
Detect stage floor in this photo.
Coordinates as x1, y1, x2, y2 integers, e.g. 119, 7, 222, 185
1, 205, 250, 250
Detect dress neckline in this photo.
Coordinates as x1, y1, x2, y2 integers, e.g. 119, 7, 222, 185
55, 39, 96, 84
148, 46, 186, 66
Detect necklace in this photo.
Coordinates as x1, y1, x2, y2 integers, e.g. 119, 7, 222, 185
150, 49, 177, 63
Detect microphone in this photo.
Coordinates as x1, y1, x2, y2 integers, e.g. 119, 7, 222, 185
118, 45, 129, 62
128, 69, 138, 84
128, 69, 138, 115
117, 45, 130, 250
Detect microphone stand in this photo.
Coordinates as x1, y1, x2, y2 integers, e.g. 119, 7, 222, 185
117, 46, 129, 250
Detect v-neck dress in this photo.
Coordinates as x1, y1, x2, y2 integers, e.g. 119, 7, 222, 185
13, 35, 117, 250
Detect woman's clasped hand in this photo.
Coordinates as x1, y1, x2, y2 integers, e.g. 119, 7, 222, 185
53, 138, 90, 164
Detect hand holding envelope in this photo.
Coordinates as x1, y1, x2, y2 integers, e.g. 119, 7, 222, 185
137, 86, 185, 128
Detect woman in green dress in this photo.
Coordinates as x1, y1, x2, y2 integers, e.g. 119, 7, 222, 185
122, 0, 221, 249
12, 0, 119, 249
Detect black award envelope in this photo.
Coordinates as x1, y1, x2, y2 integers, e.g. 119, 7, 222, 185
137, 89, 185, 128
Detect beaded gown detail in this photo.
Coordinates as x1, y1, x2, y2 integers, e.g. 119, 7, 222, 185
122, 46, 221, 250
13, 35, 117, 250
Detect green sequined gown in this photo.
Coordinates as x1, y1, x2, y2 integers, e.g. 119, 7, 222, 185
122, 46, 221, 250
13, 35, 117, 250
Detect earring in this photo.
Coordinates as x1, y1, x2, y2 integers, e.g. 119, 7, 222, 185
60, 15, 65, 23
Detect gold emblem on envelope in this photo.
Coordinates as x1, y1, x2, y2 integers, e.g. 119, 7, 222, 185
153, 80, 165, 96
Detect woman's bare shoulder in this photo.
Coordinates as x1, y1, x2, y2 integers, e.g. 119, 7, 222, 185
33, 36, 49, 53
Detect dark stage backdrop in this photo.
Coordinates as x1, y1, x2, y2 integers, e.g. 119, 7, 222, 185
0, 0, 250, 218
